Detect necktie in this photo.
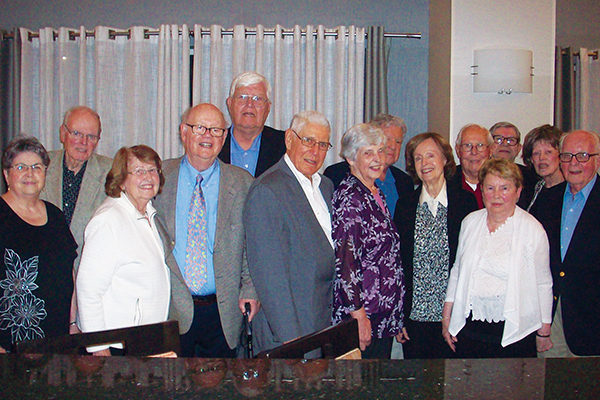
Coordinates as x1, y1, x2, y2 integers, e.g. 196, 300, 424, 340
185, 174, 208, 293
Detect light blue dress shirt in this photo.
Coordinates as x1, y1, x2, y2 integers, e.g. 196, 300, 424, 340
173, 156, 220, 295
230, 125, 262, 176
561, 175, 596, 261
376, 169, 398, 216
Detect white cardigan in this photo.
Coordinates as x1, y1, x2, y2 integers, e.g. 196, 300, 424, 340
77, 195, 171, 350
445, 207, 553, 347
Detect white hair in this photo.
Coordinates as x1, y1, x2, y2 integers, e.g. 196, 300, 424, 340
228, 71, 272, 101
340, 123, 385, 162
289, 110, 330, 134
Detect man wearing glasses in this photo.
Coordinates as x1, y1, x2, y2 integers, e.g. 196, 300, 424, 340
449, 123, 493, 209
535, 130, 600, 357
244, 110, 335, 356
154, 103, 258, 358
220, 71, 286, 177
40, 106, 112, 275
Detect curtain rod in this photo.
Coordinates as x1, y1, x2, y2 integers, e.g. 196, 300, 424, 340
561, 49, 599, 59
1, 27, 421, 41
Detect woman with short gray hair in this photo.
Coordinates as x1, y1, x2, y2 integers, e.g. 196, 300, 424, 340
331, 123, 405, 359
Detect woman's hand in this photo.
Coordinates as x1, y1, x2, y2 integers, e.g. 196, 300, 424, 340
441, 302, 457, 352
93, 348, 112, 357
350, 307, 372, 351
536, 323, 553, 352
69, 323, 81, 335
396, 327, 410, 343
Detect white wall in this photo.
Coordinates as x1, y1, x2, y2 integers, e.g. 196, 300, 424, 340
449, 0, 556, 145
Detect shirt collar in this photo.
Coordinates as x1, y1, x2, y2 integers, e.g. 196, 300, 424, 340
419, 180, 448, 208
284, 153, 321, 189
230, 125, 262, 152
119, 192, 157, 220
565, 174, 597, 201
182, 155, 220, 186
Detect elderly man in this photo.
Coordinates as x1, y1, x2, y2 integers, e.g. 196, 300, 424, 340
244, 110, 335, 355
324, 114, 413, 216
40, 106, 112, 271
535, 130, 600, 357
154, 103, 258, 358
448, 124, 492, 209
219, 71, 286, 177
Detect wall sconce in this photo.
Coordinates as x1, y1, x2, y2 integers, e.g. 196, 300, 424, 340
471, 49, 534, 94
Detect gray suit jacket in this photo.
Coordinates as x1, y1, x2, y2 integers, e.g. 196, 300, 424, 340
243, 157, 336, 354
153, 157, 257, 348
40, 150, 112, 272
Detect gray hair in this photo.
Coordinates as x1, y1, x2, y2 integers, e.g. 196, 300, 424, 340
228, 71, 272, 101
370, 113, 407, 135
340, 123, 386, 162
559, 130, 600, 153
490, 121, 522, 141
289, 110, 330, 134
2, 135, 50, 170
62, 106, 102, 135
456, 123, 493, 147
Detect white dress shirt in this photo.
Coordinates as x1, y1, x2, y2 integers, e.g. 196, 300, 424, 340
419, 181, 448, 218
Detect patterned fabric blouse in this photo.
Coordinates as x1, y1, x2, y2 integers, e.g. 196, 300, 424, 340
332, 174, 405, 339
410, 202, 450, 322
62, 157, 87, 226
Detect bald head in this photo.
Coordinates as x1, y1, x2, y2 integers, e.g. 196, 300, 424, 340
179, 103, 228, 172
59, 106, 102, 172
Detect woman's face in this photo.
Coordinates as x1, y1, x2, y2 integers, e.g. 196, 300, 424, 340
414, 138, 446, 186
482, 173, 522, 219
3, 151, 46, 198
531, 140, 561, 180
120, 156, 160, 212
348, 143, 385, 187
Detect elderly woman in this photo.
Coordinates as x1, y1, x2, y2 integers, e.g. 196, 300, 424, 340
0, 136, 77, 352
442, 159, 553, 358
77, 145, 171, 356
331, 123, 405, 359
520, 125, 564, 213
394, 133, 477, 359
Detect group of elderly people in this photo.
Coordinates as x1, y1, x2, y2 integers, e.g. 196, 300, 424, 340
1, 71, 598, 360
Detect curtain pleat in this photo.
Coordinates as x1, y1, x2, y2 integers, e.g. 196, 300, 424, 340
364, 26, 388, 121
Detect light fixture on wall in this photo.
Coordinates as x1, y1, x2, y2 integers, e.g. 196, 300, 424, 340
471, 49, 534, 94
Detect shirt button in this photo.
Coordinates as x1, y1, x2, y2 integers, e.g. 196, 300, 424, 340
554, 296, 558, 300
559, 271, 565, 277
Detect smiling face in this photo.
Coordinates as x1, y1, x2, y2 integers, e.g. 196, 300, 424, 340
285, 122, 330, 179
482, 173, 522, 220
348, 143, 385, 188
457, 127, 491, 182
382, 125, 404, 167
226, 82, 271, 136
3, 151, 47, 198
120, 156, 160, 212
180, 104, 227, 172
560, 130, 600, 194
414, 138, 447, 188
491, 126, 521, 161
59, 108, 101, 171
531, 140, 561, 182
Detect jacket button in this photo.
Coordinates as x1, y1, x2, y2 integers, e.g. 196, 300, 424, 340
559, 271, 565, 277
553, 296, 558, 300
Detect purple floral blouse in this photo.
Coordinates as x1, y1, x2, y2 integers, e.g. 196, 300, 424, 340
332, 174, 405, 339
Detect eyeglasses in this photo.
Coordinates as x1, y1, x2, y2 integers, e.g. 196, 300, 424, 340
233, 94, 269, 107
292, 130, 332, 151
493, 135, 519, 146
128, 167, 160, 176
459, 142, 488, 153
184, 123, 226, 137
10, 163, 47, 173
559, 152, 599, 163
63, 124, 100, 143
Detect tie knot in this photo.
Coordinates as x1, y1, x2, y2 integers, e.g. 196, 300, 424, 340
196, 174, 203, 186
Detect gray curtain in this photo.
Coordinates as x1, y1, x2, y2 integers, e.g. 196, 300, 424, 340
0, 28, 20, 193
554, 47, 576, 132
364, 26, 388, 122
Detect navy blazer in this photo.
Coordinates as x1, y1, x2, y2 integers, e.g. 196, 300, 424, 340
534, 179, 600, 355
393, 180, 478, 320
218, 125, 286, 177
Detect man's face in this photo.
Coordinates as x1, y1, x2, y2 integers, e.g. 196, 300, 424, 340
456, 127, 491, 181
226, 82, 271, 134
491, 126, 521, 161
382, 125, 404, 167
180, 104, 227, 172
59, 109, 101, 166
560, 131, 600, 194
285, 122, 331, 179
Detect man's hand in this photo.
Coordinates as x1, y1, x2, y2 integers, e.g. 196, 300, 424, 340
238, 299, 260, 322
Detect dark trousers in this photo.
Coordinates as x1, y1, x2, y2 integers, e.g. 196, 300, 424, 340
455, 316, 536, 359
403, 319, 455, 359
362, 336, 393, 359
180, 300, 236, 358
